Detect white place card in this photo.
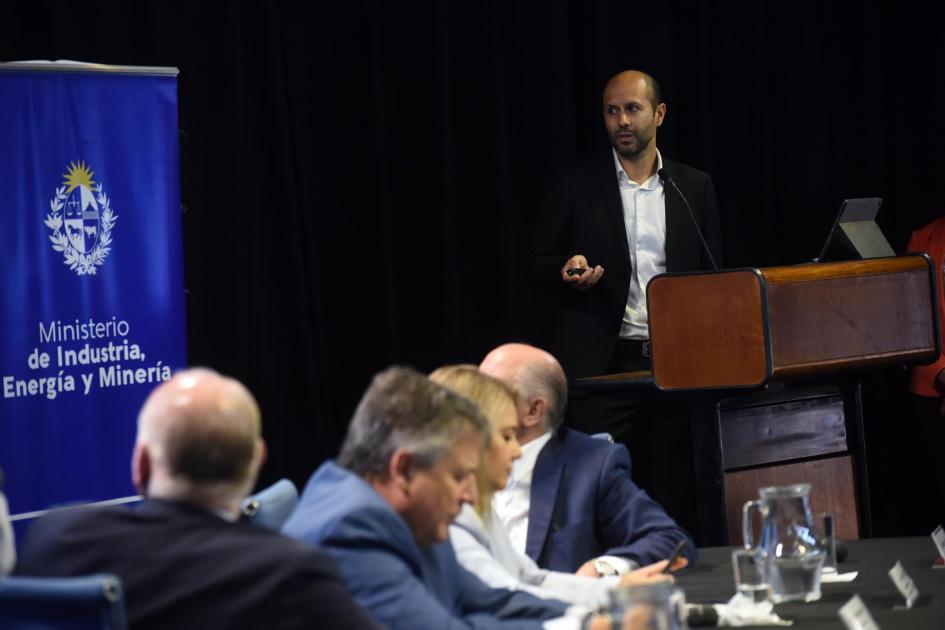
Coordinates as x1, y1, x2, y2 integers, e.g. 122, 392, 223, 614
821, 570, 858, 583
932, 525, 945, 561
838, 595, 880, 630
888, 561, 919, 609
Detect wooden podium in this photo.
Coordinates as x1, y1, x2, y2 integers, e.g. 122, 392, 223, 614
647, 255, 939, 390
578, 255, 940, 545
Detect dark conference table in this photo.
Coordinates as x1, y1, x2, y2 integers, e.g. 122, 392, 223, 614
678, 537, 945, 628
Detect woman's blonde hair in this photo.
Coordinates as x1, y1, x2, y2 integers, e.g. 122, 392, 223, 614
429, 364, 519, 520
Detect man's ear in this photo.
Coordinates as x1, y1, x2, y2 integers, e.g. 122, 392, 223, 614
522, 397, 547, 429
388, 448, 415, 496
131, 442, 151, 496
251, 438, 268, 475
655, 102, 667, 127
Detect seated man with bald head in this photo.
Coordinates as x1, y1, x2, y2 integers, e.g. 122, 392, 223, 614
480, 344, 695, 576
16, 368, 377, 630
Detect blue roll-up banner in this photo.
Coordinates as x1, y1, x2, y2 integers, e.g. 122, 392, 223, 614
0, 62, 187, 516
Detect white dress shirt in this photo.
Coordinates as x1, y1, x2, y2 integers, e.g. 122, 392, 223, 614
450, 504, 617, 607
614, 148, 666, 340
493, 431, 553, 554
450, 503, 621, 630
494, 431, 635, 576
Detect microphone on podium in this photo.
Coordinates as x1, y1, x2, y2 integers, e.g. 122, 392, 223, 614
658, 168, 719, 270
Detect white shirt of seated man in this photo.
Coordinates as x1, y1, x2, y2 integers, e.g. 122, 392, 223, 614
493, 431, 634, 576
482, 343, 634, 577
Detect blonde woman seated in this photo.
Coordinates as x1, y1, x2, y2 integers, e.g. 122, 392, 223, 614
430, 365, 669, 611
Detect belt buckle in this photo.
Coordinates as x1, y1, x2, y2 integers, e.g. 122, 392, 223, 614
642, 341, 651, 358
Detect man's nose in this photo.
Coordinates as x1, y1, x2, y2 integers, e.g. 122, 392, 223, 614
459, 475, 477, 504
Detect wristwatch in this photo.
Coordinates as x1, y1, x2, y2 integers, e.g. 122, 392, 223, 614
593, 558, 619, 576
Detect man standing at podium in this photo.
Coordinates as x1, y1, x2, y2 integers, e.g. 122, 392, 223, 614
531, 69, 722, 535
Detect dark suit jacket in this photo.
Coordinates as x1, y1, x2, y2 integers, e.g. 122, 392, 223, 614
525, 428, 696, 572
15, 498, 378, 630
532, 151, 723, 378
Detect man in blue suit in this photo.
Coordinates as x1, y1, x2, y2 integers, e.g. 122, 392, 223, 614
283, 366, 569, 629
480, 343, 695, 576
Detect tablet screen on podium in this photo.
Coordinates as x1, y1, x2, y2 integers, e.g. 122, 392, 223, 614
815, 197, 895, 262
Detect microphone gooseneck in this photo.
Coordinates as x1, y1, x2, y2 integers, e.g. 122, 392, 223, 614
657, 168, 718, 270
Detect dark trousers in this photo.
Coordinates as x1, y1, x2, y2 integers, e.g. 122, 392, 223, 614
566, 339, 699, 538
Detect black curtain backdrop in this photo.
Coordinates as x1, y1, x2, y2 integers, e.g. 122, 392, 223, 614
4, 1, 944, 534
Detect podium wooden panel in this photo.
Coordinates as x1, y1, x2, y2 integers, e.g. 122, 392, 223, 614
647, 256, 939, 390
725, 455, 860, 544
576, 255, 939, 545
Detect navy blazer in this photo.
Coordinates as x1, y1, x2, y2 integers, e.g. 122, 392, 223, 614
283, 461, 567, 630
15, 498, 376, 630
525, 428, 696, 572
532, 152, 723, 379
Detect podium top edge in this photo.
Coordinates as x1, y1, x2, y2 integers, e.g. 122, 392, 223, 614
0, 61, 179, 76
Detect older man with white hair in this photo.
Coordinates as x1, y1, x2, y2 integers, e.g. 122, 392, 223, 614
480, 343, 695, 576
